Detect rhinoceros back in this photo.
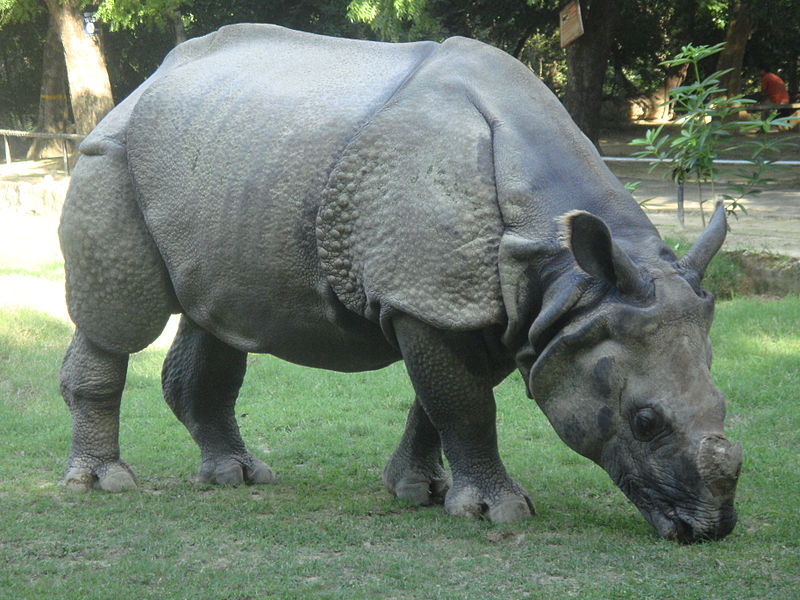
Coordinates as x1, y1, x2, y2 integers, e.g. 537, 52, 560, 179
123, 24, 444, 359
118, 25, 655, 363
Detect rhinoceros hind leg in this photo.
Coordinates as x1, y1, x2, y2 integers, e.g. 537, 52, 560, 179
392, 315, 534, 523
383, 397, 450, 505
162, 316, 275, 486
60, 330, 137, 492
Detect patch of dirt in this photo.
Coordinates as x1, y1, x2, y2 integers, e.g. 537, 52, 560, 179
600, 125, 800, 259
620, 178, 800, 259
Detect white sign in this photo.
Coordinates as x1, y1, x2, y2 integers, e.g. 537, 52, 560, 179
83, 12, 97, 36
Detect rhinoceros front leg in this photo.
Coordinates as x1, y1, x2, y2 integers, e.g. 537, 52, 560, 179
162, 316, 274, 485
60, 330, 137, 492
383, 397, 450, 505
392, 315, 534, 523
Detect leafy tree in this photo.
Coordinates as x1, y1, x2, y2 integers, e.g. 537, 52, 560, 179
44, 0, 115, 134
1, 0, 115, 134
1, 0, 191, 135
715, 0, 752, 97
562, 0, 621, 145
346, 0, 443, 41
744, 0, 800, 99
94, 0, 186, 34
186, 0, 367, 39
346, 1, 560, 53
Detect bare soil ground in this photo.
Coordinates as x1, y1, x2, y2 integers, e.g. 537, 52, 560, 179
600, 125, 800, 258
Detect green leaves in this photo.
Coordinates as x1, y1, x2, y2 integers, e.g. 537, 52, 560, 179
0, 0, 42, 27
661, 41, 727, 67
629, 42, 796, 224
93, 0, 187, 31
346, 0, 443, 41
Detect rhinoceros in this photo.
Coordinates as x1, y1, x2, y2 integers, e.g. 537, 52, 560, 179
58, 24, 742, 543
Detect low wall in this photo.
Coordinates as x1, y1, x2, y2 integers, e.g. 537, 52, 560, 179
728, 252, 800, 296
0, 177, 69, 214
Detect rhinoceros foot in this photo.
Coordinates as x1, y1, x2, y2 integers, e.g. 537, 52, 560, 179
196, 454, 275, 486
64, 460, 137, 493
383, 458, 450, 506
383, 398, 450, 505
445, 481, 535, 524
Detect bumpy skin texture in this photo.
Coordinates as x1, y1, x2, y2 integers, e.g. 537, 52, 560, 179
59, 24, 741, 540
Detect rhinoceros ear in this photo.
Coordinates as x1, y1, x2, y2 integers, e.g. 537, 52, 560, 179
563, 210, 649, 298
677, 202, 727, 287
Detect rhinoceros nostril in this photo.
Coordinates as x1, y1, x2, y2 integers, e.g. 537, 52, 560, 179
676, 503, 738, 543
672, 517, 696, 544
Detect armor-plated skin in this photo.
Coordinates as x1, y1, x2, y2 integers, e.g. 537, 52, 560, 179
58, 24, 741, 542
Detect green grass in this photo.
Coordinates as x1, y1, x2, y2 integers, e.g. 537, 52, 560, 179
0, 259, 64, 281
1, 292, 798, 597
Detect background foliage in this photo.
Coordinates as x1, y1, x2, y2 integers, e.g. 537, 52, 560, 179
0, 0, 798, 135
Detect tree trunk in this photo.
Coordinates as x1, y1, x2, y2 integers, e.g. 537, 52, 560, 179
45, 0, 114, 135
787, 56, 798, 102
28, 12, 70, 159
658, 64, 689, 120
716, 0, 753, 97
635, 64, 688, 121
563, 0, 621, 147
676, 181, 685, 228
169, 9, 187, 46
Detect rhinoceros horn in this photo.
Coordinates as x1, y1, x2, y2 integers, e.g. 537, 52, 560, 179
677, 202, 728, 287
564, 211, 650, 299
697, 435, 743, 501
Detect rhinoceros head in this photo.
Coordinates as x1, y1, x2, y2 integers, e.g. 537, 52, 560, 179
521, 203, 741, 543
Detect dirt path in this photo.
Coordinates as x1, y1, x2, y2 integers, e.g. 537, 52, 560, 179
620, 178, 800, 258
601, 126, 800, 257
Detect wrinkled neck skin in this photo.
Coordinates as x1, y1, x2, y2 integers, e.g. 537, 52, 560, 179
509, 249, 608, 396
512, 246, 742, 543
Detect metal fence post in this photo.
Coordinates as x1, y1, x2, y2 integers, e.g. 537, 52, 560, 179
62, 139, 70, 174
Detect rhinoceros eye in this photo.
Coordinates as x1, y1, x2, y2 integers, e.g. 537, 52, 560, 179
631, 407, 665, 442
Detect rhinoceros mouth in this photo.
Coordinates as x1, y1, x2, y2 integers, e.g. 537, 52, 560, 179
617, 474, 737, 543
642, 503, 737, 544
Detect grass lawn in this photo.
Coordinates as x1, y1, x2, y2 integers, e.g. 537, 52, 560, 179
0, 230, 798, 599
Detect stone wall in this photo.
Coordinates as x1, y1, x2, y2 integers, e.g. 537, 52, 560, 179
0, 176, 69, 214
